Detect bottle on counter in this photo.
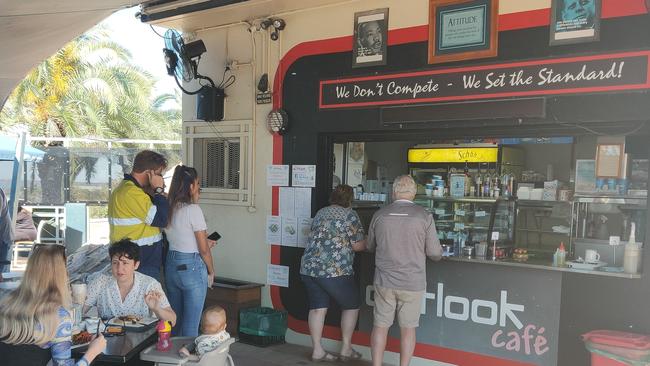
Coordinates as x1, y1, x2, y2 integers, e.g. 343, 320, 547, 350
156, 320, 172, 351
463, 161, 473, 196
623, 222, 642, 274
553, 242, 567, 267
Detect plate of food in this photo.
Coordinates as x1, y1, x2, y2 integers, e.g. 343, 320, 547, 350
103, 325, 125, 336
71, 331, 93, 349
107, 315, 158, 331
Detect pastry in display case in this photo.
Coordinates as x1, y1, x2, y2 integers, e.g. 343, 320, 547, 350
414, 196, 515, 256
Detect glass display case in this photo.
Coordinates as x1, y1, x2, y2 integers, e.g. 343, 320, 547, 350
571, 195, 647, 269
515, 200, 572, 254
414, 196, 516, 255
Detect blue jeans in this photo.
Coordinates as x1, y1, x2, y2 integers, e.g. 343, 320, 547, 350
0, 241, 11, 273
164, 250, 208, 336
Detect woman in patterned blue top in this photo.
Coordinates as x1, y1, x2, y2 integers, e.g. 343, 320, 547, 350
0, 244, 106, 366
300, 184, 366, 362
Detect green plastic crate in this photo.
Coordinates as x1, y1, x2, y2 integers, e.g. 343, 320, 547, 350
239, 307, 288, 337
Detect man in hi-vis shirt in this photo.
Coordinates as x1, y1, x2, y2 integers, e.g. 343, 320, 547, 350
367, 175, 442, 366
108, 150, 169, 280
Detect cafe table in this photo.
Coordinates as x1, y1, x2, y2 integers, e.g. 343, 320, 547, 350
72, 327, 157, 365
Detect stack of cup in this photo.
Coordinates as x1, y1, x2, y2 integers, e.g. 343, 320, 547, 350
71, 283, 87, 305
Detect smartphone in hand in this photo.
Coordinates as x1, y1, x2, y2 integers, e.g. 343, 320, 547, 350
207, 231, 222, 241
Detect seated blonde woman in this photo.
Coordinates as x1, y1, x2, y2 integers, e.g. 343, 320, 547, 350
83, 239, 176, 324
0, 244, 106, 366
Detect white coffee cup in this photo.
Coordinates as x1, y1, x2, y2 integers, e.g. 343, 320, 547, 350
585, 249, 600, 263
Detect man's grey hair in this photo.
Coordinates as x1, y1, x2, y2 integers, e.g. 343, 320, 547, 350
392, 175, 417, 198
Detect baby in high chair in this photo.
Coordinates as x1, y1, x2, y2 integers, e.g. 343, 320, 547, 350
179, 305, 231, 359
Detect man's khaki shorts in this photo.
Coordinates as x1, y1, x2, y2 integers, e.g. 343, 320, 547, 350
373, 285, 424, 328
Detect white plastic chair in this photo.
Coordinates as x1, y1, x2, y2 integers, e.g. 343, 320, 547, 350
140, 337, 235, 366
10, 241, 33, 271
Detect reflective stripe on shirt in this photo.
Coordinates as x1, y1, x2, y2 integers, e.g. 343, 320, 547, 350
132, 233, 163, 246
108, 217, 143, 226
144, 205, 157, 225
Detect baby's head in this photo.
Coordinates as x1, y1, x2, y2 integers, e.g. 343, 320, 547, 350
200, 305, 227, 335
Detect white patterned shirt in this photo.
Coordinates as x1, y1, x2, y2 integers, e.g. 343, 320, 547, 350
193, 331, 231, 356
84, 272, 170, 319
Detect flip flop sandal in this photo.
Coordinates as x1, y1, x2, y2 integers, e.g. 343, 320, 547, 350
311, 351, 339, 362
338, 349, 362, 362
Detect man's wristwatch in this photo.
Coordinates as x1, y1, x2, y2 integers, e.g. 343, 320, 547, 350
154, 186, 164, 195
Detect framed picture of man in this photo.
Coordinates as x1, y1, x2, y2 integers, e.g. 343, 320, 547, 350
549, 0, 600, 45
428, 0, 498, 65
352, 8, 388, 68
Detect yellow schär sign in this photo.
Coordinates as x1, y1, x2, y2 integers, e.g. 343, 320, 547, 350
408, 147, 499, 163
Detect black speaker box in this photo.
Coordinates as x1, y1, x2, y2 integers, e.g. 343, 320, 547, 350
197, 86, 225, 121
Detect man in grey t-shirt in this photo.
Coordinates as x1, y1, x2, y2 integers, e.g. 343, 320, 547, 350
367, 175, 442, 366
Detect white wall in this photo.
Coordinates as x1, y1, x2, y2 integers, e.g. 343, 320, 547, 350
182, 24, 275, 306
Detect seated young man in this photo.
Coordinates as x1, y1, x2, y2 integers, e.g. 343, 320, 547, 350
83, 239, 176, 325
179, 305, 230, 360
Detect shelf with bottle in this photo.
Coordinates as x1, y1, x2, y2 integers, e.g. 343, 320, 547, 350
414, 195, 515, 203
573, 195, 646, 206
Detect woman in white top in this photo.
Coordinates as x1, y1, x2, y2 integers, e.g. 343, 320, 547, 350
84, 239, 176, 324
164, 165, 216, 336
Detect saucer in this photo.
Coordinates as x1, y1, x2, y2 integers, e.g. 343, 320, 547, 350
585, 260, 605, 265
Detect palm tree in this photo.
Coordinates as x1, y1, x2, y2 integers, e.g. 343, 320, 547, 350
0, 27, 181, 204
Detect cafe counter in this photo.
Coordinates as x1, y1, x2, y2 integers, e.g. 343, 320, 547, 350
351, 247, 647, 366
443, 255, 642, 279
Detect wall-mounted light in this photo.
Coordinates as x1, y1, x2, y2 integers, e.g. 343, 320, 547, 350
260, 17, 286, 41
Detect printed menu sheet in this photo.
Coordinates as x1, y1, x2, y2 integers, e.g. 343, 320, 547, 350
281, 217, 298, 246
279, 187, 311, 218
279, 187, 295, 218
297, 218, 313, 248
266, 216, 282, 244
266, 165, 290, 186
292, 165, 316, 187
294, 187, 312, 218
276, 187, 312, 246
267, 264, 289, 287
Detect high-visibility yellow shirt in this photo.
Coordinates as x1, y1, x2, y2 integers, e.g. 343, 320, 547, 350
108, 178, 162, 246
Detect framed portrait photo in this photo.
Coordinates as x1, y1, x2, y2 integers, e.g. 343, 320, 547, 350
352, 8, 388, 68
428, 0, 498, 65
549, 0, 600, 45
596, 143, 624, 178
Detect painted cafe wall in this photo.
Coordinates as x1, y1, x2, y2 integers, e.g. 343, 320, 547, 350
162, 0, 650, 365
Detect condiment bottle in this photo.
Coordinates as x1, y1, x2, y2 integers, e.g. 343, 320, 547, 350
623, 222, 642, 274
557, 242, 566, 267
156, 320, 172, 351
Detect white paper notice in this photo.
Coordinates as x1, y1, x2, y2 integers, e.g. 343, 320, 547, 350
279, 187, 295, 218
266, 165, 289, 186
292, 165, 316, 187
294, 187, 312, 218
347, 163, 363, 187
282, 217, 298, 246
266, 216, 282, 244
267, 264, 289, 287
297, 217, 313, 248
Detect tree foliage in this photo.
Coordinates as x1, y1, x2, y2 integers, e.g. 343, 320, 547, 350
0, 27, 181, 140
0, 26, 181, 204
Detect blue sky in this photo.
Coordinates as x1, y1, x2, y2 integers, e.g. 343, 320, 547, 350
100, 6, 178, 97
